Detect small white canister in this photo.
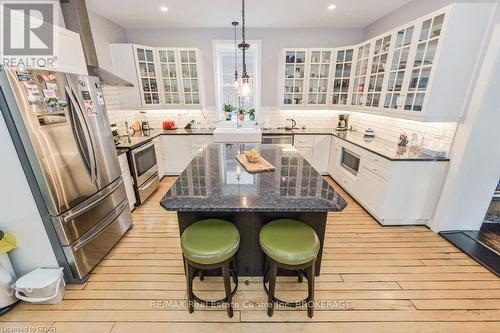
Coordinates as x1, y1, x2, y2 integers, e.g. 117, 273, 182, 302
14, 268, 65, 304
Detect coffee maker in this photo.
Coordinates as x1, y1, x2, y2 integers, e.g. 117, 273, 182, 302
336, 114, 350, 131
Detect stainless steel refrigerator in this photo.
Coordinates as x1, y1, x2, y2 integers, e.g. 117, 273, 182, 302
0, 66, 132, 281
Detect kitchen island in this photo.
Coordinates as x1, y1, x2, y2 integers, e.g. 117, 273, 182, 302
160, 144, 347, 276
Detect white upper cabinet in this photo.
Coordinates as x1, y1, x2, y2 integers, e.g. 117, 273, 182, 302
278, 2, 495, 121
331, 47, 354, 107
306, 49, 332, 105
382, 24, 415, 112
282, 49, 307, 106
351, 42, 370, 107
110, 44, 203, 108
134, 45, 160, 106
365, 34, 392, 108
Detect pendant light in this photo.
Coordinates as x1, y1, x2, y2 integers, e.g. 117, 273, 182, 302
232, 21, 239, 88
238, 0, 252, 97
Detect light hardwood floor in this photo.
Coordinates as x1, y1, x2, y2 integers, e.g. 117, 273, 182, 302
1, 177, 499, 333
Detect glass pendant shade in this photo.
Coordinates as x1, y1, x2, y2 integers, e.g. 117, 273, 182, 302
238, 75, 252, 97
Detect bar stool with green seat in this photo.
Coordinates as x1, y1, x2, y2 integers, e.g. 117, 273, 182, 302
181, 219, 239, 317
260, 219, 320, 318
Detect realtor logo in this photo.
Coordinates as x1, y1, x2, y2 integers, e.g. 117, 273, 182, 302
0, 1, 58, 68
2, 2, 53, 55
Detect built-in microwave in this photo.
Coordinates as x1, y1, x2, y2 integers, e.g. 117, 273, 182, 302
341, 147, 360, 176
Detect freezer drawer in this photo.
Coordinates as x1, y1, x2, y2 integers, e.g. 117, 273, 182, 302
52, 177, 127, 245
62, 199, 132, 279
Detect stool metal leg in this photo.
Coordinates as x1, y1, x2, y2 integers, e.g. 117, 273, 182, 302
221, 262, 234, 318
306, 261, 316, 318
185, 261, 195, 313
230, 258, 238, 285
198, 270, 204, 281
267, 260, 277, 317
298, 270, 304, 283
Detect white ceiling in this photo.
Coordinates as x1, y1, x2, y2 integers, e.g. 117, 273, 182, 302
86, 0, 414, 29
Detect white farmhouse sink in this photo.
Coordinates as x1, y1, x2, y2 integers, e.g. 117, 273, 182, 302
213, 127, 262, 143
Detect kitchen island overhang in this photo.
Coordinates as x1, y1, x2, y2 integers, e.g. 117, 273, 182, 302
161, 143, 347, 276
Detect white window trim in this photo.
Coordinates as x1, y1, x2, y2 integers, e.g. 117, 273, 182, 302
212, 39, 262, 121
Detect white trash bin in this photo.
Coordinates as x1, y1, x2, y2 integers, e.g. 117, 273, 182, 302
14, 268, 65, 304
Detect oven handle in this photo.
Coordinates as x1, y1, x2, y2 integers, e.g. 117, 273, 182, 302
132, 141, 155, 155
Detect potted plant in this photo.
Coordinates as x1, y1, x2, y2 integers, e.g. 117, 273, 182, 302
223, 104, 235, 121
247, 108, 256, 121
237, 107, 246, 122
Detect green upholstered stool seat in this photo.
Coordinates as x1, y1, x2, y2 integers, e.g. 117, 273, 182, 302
181, 219, 240, 265
260, 219, 319, 266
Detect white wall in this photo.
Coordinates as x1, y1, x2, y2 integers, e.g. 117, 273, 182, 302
0, 114, 58, 277
88, 9, 128, 72
125, 27, 364, 108
430, 23, 500, 232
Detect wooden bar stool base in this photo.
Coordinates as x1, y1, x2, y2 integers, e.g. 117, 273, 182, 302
263, 257, 316, 318
184, 257, 238, 318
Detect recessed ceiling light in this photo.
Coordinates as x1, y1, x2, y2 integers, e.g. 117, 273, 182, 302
328, 4, 336, 10
160, 6, 168, 12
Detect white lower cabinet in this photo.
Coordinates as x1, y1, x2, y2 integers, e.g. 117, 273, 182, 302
294, 135, 331, 174
160, 135, 213, 175
161, 136, 191, 175
153, 137, 165, 179
311, 135, 331, 174
328, 137, 448, 225
118, 153, 136, 210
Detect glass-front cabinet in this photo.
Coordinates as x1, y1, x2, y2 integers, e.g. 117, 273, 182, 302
365, 34, 391, 108
383, 25, 414, 111
134, 46, 160, 105
158, 49, 181, 105
179, 50, 201, 105
404, 13, 444, 112
331, 47, 354, 106
157, 48, 202, 106
283, 49, 307, 105
306, 49, 332, 105
277, 3, 492, 121
351, 42, 370, 106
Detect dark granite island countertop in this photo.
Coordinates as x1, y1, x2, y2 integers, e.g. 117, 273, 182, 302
161, 144, 347, 213
161, 143, 347, 277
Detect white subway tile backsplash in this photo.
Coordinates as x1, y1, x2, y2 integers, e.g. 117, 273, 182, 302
101, 86, 457, 153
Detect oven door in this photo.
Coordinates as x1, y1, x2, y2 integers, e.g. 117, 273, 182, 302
341, 147, 360, 176
131, 141, 158, 186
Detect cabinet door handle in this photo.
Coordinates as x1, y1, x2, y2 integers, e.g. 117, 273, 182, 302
370, 167, 378, 172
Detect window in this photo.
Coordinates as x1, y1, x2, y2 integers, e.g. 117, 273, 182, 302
213, 40, 261, 121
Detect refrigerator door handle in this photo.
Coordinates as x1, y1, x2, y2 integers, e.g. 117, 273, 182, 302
65, 86, 97, 185
65, 86, 92, 180
72, 199, 128, 251
60, 177, 123, 224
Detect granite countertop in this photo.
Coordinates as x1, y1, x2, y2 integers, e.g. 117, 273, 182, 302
263, 127, 449, 161
332, 130, 450, 161
114, 128, 214, 150
161, 143, 348, 213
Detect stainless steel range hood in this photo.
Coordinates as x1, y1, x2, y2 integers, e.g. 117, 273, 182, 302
60, 0, 133, 87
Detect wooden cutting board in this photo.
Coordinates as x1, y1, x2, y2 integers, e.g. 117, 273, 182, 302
236, 154, 275, 173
